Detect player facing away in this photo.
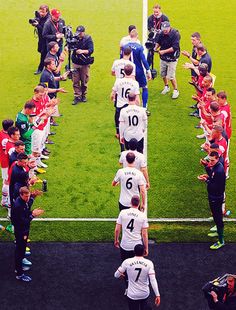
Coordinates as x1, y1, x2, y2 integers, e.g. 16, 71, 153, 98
112, 152, 146, 211
123, 29, 151, 113
119, 92, 147, 154
112, 46, 136, 80
111, 65, 140, 153
114, 244, 161, 310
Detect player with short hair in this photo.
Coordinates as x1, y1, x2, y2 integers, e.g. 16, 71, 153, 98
112, 46, 136, 80
120, 25, 141, 57
9, 141, 25, 168
114, 244, 161, 309
111, 64, 140, 152
112, 152, 146, 211
123, 30, 151, 110
119, 138, 150, 190
114, 195, 149, 259
119, 92, 147, 154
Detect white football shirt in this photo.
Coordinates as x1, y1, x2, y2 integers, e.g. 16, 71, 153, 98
119, 105, 147, 141
112, 78, 140, 108
116, 208, 149, 251
118, 256, 157, 300
120, 35, 141, 48
114, 167, 145, 206
119, 150, 146, 169
112, 59, 136, 79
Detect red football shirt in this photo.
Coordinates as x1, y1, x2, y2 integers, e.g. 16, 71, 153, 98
0, 131, 9, 168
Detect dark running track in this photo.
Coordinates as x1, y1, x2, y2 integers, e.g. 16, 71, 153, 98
0, 242, 235, 310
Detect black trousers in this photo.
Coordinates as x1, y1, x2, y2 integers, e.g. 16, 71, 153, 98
119, 202, 130, 211
114, 105, 128, 134
127, 297, 151, 310
120, 247, 135, 288
15, 231, 28, 276
38, 46, 48, 71
209, 198, 224, 231
125, 138, 144, 154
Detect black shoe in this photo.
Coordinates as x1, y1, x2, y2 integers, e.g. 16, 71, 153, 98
50, 122, 59, 126
72, 97, 81, 105
146, 110, 151, 116
48, 132, 56, 136
42, 150, 50, 156
34, 70, 42, 75
43, 148, 51, 153
189, 110, 199, 117
81, 96, 87, 102
189, 104, 197, 109
45, 139, 54, 145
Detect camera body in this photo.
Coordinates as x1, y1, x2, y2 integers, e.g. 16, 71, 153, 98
63, 26, 79, 50
145, 28, 161, 51
29, 11, 40, 25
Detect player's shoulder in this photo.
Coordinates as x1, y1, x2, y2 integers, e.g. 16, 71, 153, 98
119, 150, 127, 161
112, 59, 120, 66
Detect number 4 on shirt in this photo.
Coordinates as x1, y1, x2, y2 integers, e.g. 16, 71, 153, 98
126, 218, 134, 232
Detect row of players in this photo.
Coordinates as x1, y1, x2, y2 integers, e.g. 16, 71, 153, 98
109, 25, 160, 309
181, 32, 232, 250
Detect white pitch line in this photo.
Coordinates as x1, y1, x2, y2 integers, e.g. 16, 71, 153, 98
143, 0, 148, 216
1, 217, 236, 222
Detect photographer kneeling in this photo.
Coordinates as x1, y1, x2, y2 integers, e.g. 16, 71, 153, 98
71, 25, 94, 105
203, 274, 236, 309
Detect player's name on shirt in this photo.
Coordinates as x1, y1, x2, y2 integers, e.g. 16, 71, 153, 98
129, 259, 148, 268
126, 211, 139, 218
124, 170, 139, 176
112, 59, 136, 79
123, 107, 142, 114
119, 80, 136, 86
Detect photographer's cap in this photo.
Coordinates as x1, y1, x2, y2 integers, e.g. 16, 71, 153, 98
51, 8, 61, 18
76, 25, 85, 33
161, 21, 170, 30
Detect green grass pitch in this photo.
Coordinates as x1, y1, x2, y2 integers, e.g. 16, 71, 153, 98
0, 0, 235, 241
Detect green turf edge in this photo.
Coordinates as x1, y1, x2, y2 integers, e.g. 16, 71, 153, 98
0, 222, 235, 243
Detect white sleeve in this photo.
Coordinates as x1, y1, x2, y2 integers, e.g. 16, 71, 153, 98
149, 262, 160, 296
138, 172, 146, 186
134, 82, 140, 95
143, 110, 148, 130
219, 145, 225, 153
114, 261, 127, 278
119, 110, 125, 138
142, 216, 149, 229
2, 138, 8, 150
221, 110, 228, 119
111, 60, 116, 72
140, 154, 147, 168
112, 80, 118, 92
114, 170, 121, 183
119, 153, 124, 165
116, 212, 122, 225
149, 273, 160, 296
